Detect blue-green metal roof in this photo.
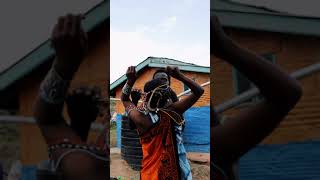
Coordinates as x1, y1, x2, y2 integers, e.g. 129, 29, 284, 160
212, 0, 320, 37
0, 0, 109, 91
110, 57, 210, 91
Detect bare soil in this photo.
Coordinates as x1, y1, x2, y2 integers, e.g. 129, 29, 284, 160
110, 148, 210, 180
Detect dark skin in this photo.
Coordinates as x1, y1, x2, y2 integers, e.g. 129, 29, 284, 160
127, 72, 181, 130
121, 66, 204, 134
153, 70, 170, 85
212, 16, 302, 179
33, 14, 108, 180
153, 70, 179, 103
130, 89, 142, 105
66, 86, 102, 141
127, 89, 141, 129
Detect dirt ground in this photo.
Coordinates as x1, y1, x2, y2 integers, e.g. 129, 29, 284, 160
110, 148, 210, 180
0, 122, 210, 180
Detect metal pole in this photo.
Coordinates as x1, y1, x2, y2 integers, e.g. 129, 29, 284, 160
1, 64, 318, 124
0, 81, 211, 126
0, 115, 105, 131
177, 81, 210, 97
216, 63, 320, 113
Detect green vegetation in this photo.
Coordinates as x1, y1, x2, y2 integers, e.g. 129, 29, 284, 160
0, 123, 21, 173
110, 120, 117, 147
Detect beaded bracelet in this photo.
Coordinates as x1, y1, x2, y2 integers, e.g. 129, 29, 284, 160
125, 104, 137, 115
122, 83, 132, 95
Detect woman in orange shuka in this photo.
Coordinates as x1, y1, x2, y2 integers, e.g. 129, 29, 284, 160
121, 66, 204, 180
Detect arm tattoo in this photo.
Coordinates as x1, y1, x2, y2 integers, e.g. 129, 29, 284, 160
39, 68, 70, 104
121, 82, 132, 101
122, 82, 132, 96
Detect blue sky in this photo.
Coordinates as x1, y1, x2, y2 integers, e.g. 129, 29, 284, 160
110, 0, 210, 82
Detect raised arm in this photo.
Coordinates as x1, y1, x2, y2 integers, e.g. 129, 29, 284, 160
66, 87, 101, 141
121, 66, 137, 108
120, 66, 153, 132
33, 14, 88, 142
212, 16, 302, 163
167, 66, 204, 114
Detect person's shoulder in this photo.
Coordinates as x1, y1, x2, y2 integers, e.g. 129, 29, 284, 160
59, 151, 108, 179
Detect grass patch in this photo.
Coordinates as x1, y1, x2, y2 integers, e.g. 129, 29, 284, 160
110, 121, 117, 148
0, 124, 21, 173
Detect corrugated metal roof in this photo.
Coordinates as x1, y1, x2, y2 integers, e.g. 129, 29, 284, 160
211, 0, 320, 37
230, 0, 320, 18
0, 0, 104, 74
0, 0, 109, 91
239, 140, 320, 179
110, 57, 210, 92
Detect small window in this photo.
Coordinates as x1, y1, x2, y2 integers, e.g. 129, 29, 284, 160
232, 53, 276, 102
184, 83, 189, 92
183, 77, 196, 93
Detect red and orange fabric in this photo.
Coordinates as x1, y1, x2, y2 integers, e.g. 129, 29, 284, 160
139, 111, 180, 180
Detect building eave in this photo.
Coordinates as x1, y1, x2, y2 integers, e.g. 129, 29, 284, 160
212, 0, 320, 37
110, 57, 209, 92
0, 0, 110, 91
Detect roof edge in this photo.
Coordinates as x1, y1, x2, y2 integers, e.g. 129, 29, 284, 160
0, 0, 109, 91
211, 0, 320, 37
110, 57, 209, 92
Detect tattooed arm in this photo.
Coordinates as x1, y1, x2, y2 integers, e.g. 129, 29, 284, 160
33, 14, 88, 144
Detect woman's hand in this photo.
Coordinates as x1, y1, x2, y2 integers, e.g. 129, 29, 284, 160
126, 66, 137, 86
166, 66, 182, 80
66, 86, 101, 123
166, 66, 204, 114
51, 14, 88, 78
131, 89, 142, 105
211, 16, 230, 58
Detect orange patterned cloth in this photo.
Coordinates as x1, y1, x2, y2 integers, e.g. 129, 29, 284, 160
139, 111, 180, 180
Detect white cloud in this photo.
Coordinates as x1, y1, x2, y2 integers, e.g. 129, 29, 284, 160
183, 0, 195, 6
135, 25, 155, 33
159, 16, 177, 32
134, 16, 177, 34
